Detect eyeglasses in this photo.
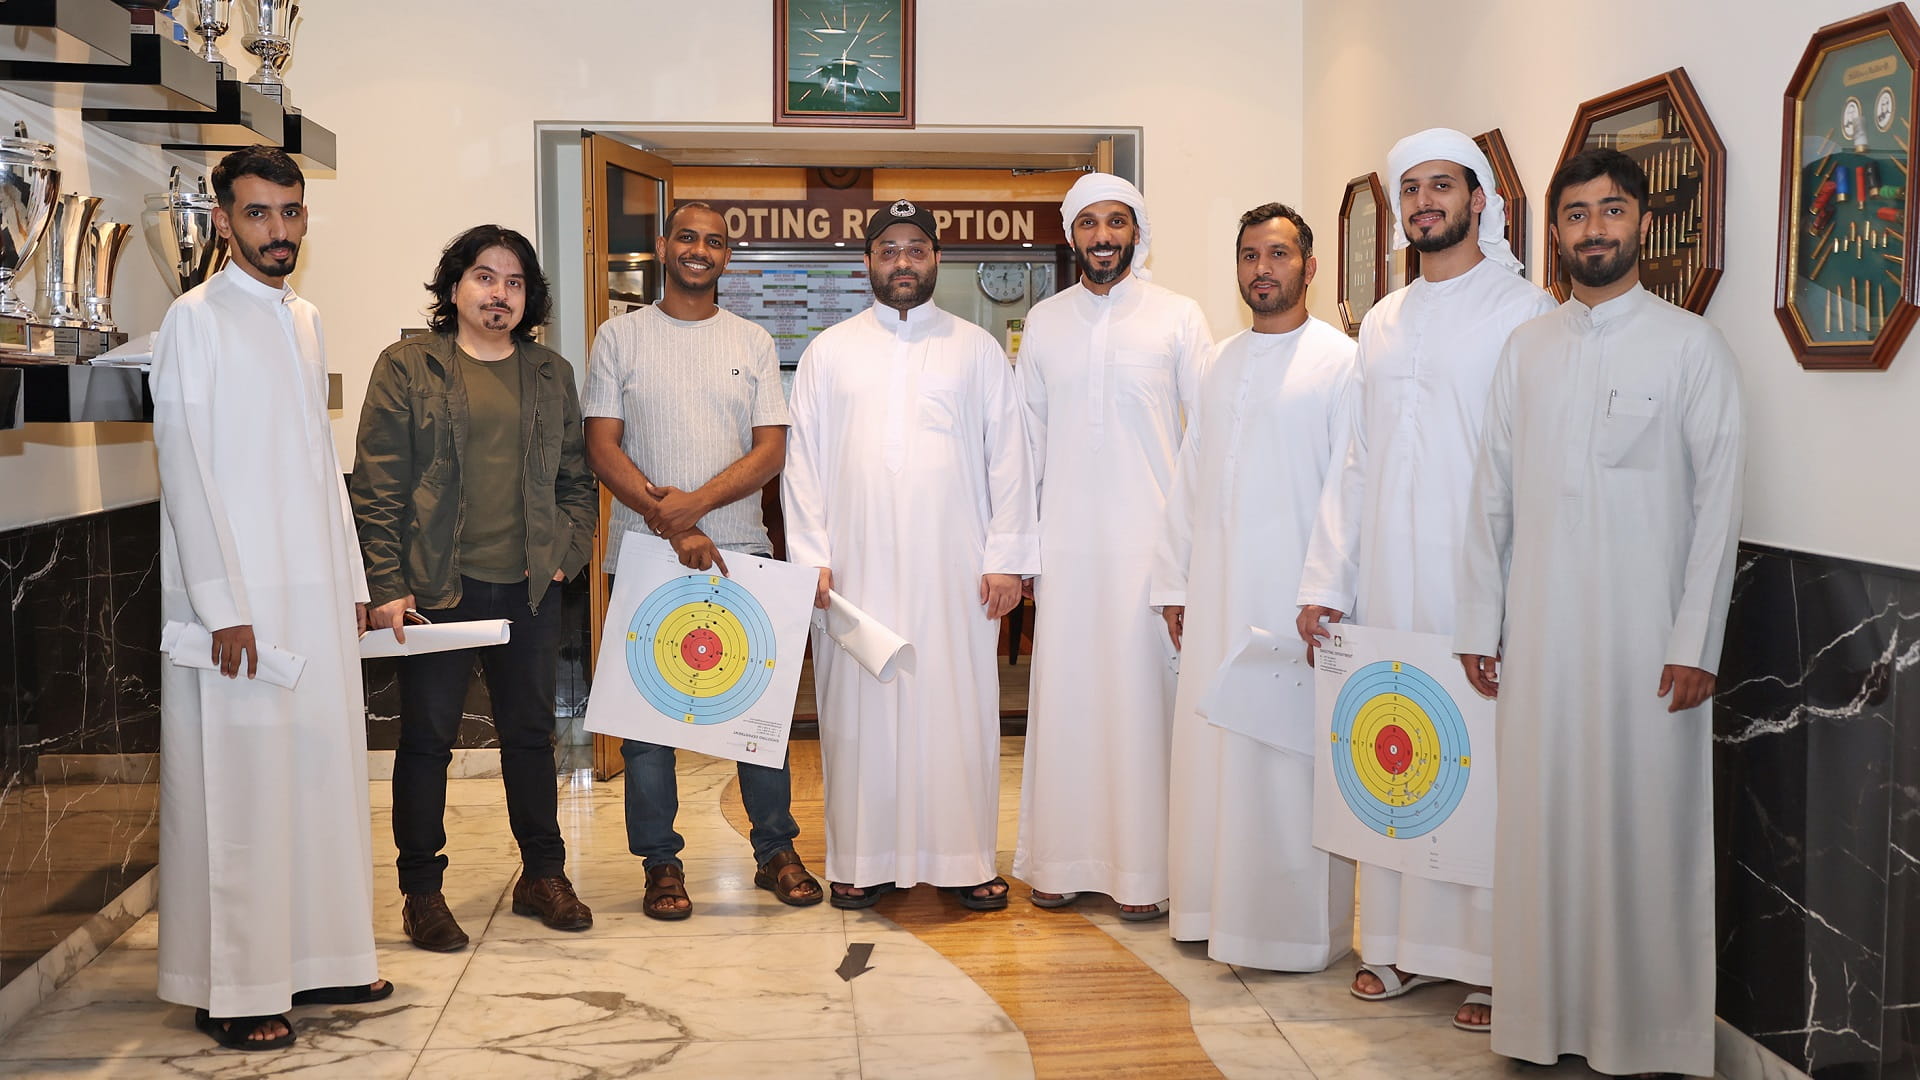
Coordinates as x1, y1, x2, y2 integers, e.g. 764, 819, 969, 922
873, 243, 934, 263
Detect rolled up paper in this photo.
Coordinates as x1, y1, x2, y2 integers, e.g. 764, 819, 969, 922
161, 619, 306, 690
358, 619, 512, 658
817, 590, 913, 682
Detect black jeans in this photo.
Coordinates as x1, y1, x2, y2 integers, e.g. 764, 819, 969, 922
393, 576, 565, 894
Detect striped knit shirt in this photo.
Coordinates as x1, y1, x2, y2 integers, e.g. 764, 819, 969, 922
583, 305, 789, 568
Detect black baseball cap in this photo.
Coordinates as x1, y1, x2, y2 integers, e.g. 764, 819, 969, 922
864, 199, 941, 252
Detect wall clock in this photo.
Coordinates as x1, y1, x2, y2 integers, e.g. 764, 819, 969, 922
774, 1, 915, 128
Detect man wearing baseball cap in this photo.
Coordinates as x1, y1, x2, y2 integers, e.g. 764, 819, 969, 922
782, 199, 1040, 912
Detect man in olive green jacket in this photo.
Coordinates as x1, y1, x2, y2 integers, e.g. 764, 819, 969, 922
350, 225, 597, 951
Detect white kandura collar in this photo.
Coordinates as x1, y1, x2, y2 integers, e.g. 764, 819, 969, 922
221, 260, 296, 304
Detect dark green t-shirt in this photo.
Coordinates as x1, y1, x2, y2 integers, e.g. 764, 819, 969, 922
455, 346, 527, 584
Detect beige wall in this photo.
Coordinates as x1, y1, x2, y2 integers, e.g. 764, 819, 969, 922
1303, 0, 1920, 571
11, 1, 1915, 575
1, 0, 1304, 529
290, 0, 1306, 468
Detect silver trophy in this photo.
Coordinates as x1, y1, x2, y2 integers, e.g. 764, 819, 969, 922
192, 0, 236, 76
0, 123, 58, 321
81, 220, 133, 334
40, 193, 102, 328
142, 167, 228, 298
243, 0, 300, 105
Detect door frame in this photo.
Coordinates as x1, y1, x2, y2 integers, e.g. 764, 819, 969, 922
533, 124, 1141, 779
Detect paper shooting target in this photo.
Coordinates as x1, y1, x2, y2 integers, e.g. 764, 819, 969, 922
625, 574, 778, 725
1327, 659, 1471, 838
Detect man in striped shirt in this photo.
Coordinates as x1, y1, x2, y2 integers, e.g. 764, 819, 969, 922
583, 201, 822, 920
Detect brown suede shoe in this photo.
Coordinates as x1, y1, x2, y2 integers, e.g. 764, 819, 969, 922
511, 872, 592, 931
402, 891, 469, 952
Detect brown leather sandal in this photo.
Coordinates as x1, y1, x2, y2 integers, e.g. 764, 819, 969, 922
754, 849, 824, 907
643, 863, 692, 921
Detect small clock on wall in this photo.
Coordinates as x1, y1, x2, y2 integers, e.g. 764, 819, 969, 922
978, 263, 1027, 304
774, 1, 915, 128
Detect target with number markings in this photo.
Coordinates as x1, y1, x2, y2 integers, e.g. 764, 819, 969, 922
1327, 659, 1472, 839
625, 573, 778, 725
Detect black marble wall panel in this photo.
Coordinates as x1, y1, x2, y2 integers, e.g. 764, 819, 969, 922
0, 502, 162, 986
1, 502, 163, 784
1716, 542, 1919, 1079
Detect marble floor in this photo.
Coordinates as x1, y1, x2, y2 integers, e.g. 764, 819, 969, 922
0, 739, 1691, 1078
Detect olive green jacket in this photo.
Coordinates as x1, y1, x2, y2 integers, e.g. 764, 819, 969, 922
349, 332, 597, 614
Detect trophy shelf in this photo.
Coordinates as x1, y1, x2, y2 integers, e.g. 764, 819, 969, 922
87, 80, 335, 170
0, 363, 343, 427
0, 33, 216, 112
87, 77, 281, 150
0, 0, 133, 67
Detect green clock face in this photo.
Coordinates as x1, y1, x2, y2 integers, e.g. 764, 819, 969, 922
780, 1, 912, 123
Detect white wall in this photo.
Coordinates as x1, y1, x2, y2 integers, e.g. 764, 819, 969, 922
23, 1, 1912, 575
1303, 0, 1920, 572
286, 0, 1304, 465
2, 0, 1305, 529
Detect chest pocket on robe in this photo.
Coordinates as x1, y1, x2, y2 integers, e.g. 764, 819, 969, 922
1112, 347, 1174, 407
1597, 390, 1661, 470
412, 389, 455, 487
917, 373, 969, 436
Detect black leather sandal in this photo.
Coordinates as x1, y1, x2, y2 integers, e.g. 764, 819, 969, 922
194, 1008, 296, 1051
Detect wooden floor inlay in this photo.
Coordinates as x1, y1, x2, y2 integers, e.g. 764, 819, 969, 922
722, 738, 1222, 1080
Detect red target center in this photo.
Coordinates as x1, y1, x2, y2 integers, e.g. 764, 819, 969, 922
680, 628, 724, 671
1374, 724, 1413, 774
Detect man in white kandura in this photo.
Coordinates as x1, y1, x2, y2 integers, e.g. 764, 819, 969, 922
782, 199, 1040, 912
1014, 172, 1211, 919
153, 146, 388, 1053
1456, 147, 1744, 1080
1153, 202, 1357, 968
1295, 127, 1556, 1032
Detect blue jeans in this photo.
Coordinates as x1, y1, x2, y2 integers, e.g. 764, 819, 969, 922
621, 740, 801, 869
613, 555, 801, 869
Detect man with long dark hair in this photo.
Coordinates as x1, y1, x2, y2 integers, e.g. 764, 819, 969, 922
351, 225, 598, 951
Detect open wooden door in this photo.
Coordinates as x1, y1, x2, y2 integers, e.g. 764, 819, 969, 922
582, 132, 674, 780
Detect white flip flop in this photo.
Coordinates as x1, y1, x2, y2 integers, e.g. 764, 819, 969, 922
1452, 991, 1493, 1032
1028, 890, 1080, 909
1349, 963, 1442, 1001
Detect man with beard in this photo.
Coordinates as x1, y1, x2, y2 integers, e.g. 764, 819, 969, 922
1152, 202, 1357, 969
353, 225, 598, 949
154, 145, 389, 1050
782, 200, 1040, 911
1455, 148, 1743, 1079
1012, 173, 1211, 920
582, 201, 822, 920
1295, 127, 1555, 1032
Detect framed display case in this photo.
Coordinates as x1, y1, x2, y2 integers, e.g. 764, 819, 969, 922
773, 0, 915, 128
1544, 68, 1725, 312
1776, 4, 1920, 370
1339, 172, 1387, 335
1404, 127, 1529, 282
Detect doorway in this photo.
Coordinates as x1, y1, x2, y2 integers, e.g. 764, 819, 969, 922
537, 124, 1141, 778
